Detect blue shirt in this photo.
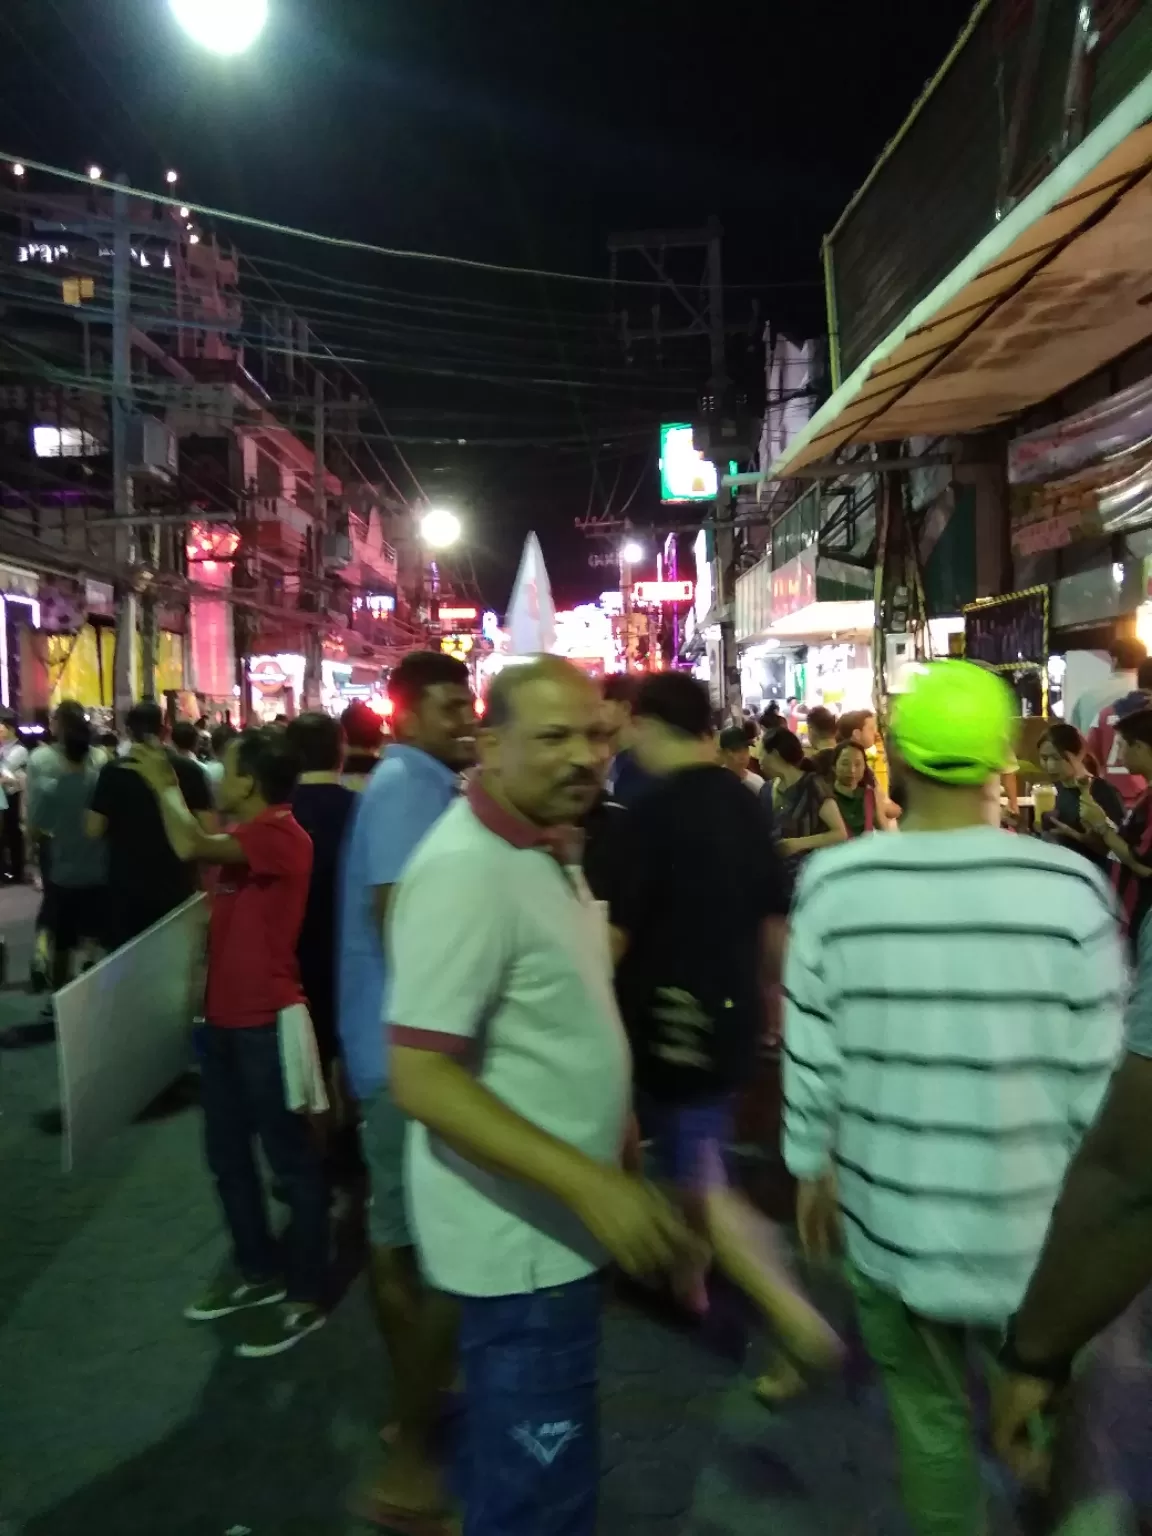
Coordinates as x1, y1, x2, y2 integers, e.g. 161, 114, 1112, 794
337, 745, 459, 1099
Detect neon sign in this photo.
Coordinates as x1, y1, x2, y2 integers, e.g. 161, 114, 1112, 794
632, 581, 694, 606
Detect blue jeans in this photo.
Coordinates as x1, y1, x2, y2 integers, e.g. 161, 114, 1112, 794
199, 1023, 329, 1304
458, 1274, 602, 1536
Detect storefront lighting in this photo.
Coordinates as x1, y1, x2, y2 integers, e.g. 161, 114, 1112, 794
189, 233, 201, 245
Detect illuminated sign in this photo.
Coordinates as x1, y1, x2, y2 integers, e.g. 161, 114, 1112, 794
352, 594, 395, 616
441, 634, 474, 660
632, 581, 694, 606
659, 424, 718, 503
439, 606, 478, 622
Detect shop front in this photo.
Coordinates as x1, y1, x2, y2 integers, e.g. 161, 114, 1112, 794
768, 550, 874, 710
321, 658, 389, 718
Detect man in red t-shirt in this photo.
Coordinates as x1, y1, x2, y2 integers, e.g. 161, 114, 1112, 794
134, 726, 327, 1359
1085, 658, 1152, 810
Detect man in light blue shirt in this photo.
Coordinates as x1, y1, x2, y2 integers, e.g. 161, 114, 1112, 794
337, 650, 475, 1528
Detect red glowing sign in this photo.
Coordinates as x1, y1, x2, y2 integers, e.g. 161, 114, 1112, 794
632, 581, 694, 606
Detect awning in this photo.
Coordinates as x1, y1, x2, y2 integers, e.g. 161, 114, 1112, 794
771, 80, 1152, 479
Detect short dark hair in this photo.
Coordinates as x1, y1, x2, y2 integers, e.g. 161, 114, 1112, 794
484, 656, 590, 730
633, 673, 712, 740
1136, 659, 1152, 691
53, 700, 87, 736
1039, 723, 1083, 758
718, 724, 750, 753
806, 705, 838, 739
125, 701, 164, 744
233, 726, 300, 805
210, 722, 237, 759
1116, 708, 1152, 750
285, 711, 342, 773
837, 709, 875, 743
1112, 637, 1147, 671
60, 711, 93, 764
388, 651, 470, 718
761, 726, 810, 769
341, 701, 385, 753
603, 674, 640, 709
171, 721, 200, 754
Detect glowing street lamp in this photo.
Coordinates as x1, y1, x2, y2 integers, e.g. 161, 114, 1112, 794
165, 169, 179, 185
12, 163, 25, 178
87, 165, 103, 181
170, 0, 269, 56
420, 507, 462, 550
620, 540, 643, 565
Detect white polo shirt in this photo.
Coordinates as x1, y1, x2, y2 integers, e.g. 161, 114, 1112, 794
389, 780, 631, 1298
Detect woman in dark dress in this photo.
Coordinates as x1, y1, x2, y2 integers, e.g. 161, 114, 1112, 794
1036, 723, 1124, 871
758, 727, 848, 895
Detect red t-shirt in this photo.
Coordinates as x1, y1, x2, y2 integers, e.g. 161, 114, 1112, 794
206, 807, 314, 1029
1087, 696, 1149, 810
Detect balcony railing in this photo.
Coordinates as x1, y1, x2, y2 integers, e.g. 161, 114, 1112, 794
825, 0, 1152, 382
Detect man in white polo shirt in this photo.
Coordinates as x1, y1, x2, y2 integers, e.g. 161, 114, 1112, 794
389, 656, 694, 1536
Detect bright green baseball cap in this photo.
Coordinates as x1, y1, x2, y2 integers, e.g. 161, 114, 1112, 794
890, 660, 1017, 785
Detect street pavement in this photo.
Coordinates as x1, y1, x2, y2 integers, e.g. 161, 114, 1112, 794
0, 883, 1149, 1535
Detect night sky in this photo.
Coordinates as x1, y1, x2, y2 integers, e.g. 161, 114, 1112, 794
0, 0, 975, 607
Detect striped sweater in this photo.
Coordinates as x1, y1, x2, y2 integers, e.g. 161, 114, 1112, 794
782, 826, 1125, 1324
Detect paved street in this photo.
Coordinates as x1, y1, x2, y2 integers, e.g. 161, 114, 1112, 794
0, 888, 1149, 1535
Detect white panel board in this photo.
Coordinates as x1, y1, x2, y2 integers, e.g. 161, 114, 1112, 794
55, 895, 207, 1173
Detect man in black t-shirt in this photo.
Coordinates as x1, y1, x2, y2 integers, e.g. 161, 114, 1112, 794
87, 701, 214, 952
612, 673, 838, 1390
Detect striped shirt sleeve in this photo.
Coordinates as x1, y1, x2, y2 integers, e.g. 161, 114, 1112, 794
1063, 883, 1127, 1134
782, 888, 841, 1181
1125, 911, 1152, 1061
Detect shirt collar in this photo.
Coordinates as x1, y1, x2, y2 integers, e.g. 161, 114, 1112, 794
385, 742, 460, 787
467, 778, 576, 862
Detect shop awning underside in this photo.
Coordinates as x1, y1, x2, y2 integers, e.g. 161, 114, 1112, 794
772, 104, 1152, 478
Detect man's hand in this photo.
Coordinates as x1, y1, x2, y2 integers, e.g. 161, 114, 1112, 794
992, 1370, 1057, 1490
796, 1172, 840, 1262
571, 1165, 700, 1278
127, 744, 178, 793
1078, 794, 1109, 834
1050, 818, 1085, 843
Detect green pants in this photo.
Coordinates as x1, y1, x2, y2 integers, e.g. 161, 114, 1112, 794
850, 1268, 998, 1536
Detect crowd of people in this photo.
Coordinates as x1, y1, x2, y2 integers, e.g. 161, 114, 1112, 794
8, 646, 1152, 1536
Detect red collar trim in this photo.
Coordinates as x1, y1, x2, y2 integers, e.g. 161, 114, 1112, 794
467, 779, 574, 861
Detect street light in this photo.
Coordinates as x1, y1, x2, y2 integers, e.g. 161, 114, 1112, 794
12, 163, 25, 178
87, 164, 103, 181
170, 0, 269, 55
620, 540, 643, 564
165, 169, 179, 185
420, 508, 462, 550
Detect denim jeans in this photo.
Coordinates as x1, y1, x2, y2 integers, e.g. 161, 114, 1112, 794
199, 1023, 329, 1304
458, 1273, 602, 1536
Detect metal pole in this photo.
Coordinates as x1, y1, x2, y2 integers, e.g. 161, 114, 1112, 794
303, 351, 326, 710
706, 218, 740, 722
111, 177, 140, 718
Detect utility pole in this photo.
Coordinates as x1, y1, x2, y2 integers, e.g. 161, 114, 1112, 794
303, 350, 326, 710
111, 177, 141, 717
704, 217, 741, 722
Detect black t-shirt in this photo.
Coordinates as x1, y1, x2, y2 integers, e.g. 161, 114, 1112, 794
1050, 776, 1126, 873
91, 750, 213, 939
611, 765, 790, 1104
582, 793, 628, 905
291, 780, 357, 1044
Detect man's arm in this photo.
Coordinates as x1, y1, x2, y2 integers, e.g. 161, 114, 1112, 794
131, 752, 246, 865
781, 875, 843, 1256
391, 1048, 686, 1277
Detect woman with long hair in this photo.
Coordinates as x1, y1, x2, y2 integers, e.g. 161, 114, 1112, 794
824, 740, 895, 837
1037, 722, 1124, 871
758, 727, 848, 885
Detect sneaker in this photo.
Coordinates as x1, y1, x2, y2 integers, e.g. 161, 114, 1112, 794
235, 1302, 325, 1359
184, 1277, 286, 1321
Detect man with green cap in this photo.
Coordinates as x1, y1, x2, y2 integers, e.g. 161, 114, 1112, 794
781, 660, 1125, 1536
